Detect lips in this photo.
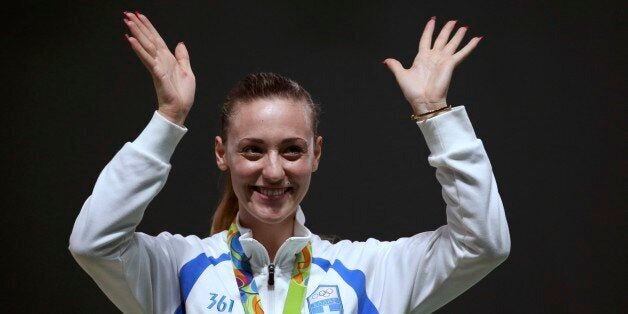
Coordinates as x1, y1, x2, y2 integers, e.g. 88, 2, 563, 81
250, 186, 293, 201
251, 186, 292, 195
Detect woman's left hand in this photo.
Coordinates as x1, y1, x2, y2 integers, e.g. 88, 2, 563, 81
383, 17, 482, 115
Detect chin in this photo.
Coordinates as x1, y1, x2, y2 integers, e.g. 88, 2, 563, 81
247, 203, 295, 224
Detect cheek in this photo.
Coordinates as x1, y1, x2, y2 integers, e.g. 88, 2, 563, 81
230, 159, 260, 180
287, 161, 314, 182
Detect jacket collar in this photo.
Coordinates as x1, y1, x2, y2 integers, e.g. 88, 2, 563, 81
234, 205, 312, 273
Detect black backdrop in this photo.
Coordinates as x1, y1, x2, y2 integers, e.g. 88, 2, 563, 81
5, 0, 624, 312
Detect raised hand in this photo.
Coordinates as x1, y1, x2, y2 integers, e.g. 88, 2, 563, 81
123, 11, 195, 126
383, 17, 482, 119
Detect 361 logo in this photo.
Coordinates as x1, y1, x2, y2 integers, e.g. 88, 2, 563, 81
206, 293, 235, 312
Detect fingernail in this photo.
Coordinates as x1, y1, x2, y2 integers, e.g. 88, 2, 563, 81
123, 11, 129, 16
430, 16, 436, 20
134, 10, 141, 17
478, 36, 484, 41
462, 25, 470, 29
124, 34, 129, 41
381, 59, 387, 64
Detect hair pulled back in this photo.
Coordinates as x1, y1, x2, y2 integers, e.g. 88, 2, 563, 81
210, 72, 321, 235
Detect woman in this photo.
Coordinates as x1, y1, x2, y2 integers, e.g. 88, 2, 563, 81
69, 11, 510, 314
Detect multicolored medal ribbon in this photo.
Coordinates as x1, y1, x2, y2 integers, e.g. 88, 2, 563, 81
227, 222, 312, 313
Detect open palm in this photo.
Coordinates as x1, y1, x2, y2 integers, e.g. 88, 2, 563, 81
123, 11, 195, 125
384, 17, 482, 115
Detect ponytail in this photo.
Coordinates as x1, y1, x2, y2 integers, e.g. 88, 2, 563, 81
210, 174, 239, 235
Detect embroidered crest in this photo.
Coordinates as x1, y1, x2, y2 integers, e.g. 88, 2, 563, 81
307, 285, 343, 314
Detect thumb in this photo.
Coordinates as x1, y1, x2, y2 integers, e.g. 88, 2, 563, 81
175, 42, 192, 73
382, 58, 405, 78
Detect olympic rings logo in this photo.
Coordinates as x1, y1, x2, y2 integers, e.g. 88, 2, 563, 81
310, 288, 335, 300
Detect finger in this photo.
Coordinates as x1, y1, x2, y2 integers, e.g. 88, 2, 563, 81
134, 12, 168, 50
175, 42, 193, 73
124, 12, 154, 44
452, 36, 482, 65
418, 16, 436, 52
443, 25, 468, 55
433, 20, 458, 50
382, 58, 405, 79
125, 34, 156, 73
124, 17, 157, 56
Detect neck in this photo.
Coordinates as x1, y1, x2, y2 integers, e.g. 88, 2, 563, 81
238, 212, 296, 262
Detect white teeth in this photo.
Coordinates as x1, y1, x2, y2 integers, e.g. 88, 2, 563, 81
258, 187, 288, 196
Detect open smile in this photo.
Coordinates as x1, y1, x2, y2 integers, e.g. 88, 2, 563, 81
250, 186, 294, 202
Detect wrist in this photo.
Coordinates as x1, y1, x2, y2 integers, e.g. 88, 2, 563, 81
411, 101, 448, 115
411, 101, 451, 122
158, 108, 187, 126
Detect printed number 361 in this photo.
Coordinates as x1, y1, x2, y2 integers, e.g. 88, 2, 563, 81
207, 293, 235, 312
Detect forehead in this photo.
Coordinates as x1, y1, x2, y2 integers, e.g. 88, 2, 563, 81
228, 97, 313, 142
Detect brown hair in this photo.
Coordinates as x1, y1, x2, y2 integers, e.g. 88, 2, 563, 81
210, 72, 322, 235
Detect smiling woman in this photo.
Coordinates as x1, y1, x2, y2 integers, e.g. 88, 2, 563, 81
212, 74, 323, 257
68, 11, 510, 314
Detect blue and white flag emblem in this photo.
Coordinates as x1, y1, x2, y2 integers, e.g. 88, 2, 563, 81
308, 285, 344, 314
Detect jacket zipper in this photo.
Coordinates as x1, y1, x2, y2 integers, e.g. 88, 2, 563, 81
256, 239, 295, 313
268, 263, 275, 313
268, 264, 275, 286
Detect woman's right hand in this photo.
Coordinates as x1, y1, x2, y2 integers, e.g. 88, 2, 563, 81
123, 11, 195, 126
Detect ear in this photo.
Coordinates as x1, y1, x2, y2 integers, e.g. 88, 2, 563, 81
312, 135, 323, 172
215, 136, 229, 171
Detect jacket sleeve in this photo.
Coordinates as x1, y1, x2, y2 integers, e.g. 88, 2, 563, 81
68, 110, 188, 313
369, 105, 511, 313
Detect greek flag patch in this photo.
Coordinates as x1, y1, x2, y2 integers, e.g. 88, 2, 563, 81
307, 285, 344, 314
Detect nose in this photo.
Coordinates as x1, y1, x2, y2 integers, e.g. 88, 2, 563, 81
262, 151, 285, 184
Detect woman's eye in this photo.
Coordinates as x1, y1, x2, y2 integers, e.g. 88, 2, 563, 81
284, 145, 305, 155
241, 146, 262, 155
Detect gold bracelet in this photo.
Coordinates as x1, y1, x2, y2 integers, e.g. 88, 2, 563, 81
410, 104, 452, 121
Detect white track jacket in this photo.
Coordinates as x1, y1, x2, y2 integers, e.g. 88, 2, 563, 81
69, 105, 511, 313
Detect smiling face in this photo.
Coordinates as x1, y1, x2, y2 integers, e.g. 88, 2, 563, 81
215, 97, 322, 227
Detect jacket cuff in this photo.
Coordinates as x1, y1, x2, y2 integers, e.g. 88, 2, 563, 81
416, 105, 478, 155
132, 110, 188, 163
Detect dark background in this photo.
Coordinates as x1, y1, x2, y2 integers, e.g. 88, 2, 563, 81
5, 0, 625, 312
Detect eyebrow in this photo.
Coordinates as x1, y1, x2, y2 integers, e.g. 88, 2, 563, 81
239, 137, 307, 144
